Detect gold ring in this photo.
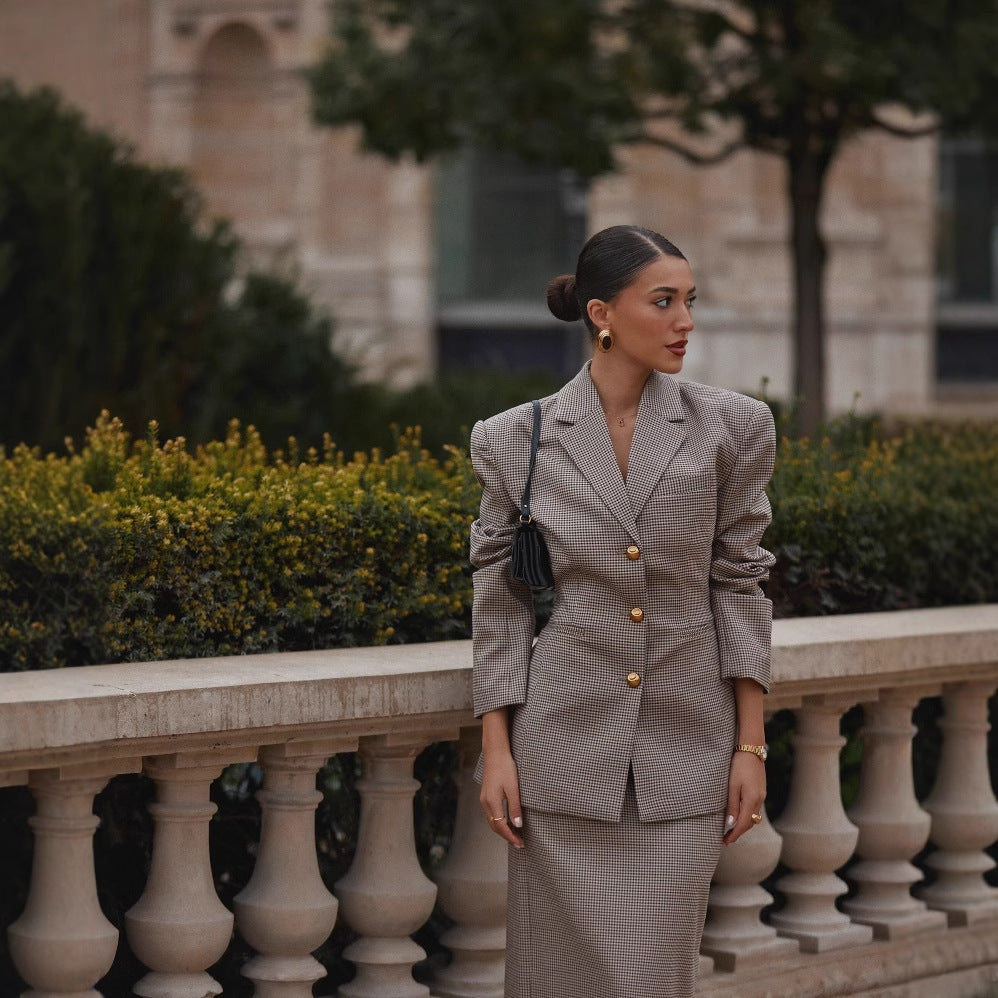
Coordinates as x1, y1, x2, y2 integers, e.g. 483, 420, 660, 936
751, 813, 763, 825
489, 815, 505, 823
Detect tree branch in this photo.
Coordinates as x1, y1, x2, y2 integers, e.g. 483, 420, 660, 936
631, 130, 745, 165
867, 109, 940, 138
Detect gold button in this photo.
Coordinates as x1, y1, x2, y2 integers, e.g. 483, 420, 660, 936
629, 607, 644, 622
626, 545, 640, 560
627, 672, 641, 687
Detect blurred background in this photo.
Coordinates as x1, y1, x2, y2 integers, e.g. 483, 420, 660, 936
0, 0, 996, 453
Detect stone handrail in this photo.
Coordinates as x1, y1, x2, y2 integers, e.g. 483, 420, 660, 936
1, 604, 996, 997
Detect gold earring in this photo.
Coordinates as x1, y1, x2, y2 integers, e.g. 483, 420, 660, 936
597, 329, 613, 352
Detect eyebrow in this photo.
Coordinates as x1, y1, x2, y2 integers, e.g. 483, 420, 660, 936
648, 286, 696, 294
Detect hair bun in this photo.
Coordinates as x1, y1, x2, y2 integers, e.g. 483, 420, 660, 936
546, 274, 581, 322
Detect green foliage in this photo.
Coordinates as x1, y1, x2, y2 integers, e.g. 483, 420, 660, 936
767, 419, 998, 616
310, 0, 998, 175
0, 411, 994, 673
0, 413, 479, 671
0, 82, 360, 454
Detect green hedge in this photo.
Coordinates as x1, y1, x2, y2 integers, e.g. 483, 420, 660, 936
1, 411, 996, 672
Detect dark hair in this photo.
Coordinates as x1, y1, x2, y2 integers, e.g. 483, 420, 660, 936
546, 225, 686, 334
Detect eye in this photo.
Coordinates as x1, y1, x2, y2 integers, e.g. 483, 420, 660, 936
653, 296, 673, 309
686, 296, 697, 310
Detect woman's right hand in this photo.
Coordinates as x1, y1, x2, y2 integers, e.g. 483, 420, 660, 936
480, 748, 524, 848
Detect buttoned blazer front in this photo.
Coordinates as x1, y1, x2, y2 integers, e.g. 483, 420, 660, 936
470, 363, 776, 824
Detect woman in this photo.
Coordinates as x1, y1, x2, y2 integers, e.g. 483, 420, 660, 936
470, 225, 773, 998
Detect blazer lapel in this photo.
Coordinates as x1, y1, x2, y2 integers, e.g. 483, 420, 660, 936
555, 367, 639, 541
625, 372, 688, 517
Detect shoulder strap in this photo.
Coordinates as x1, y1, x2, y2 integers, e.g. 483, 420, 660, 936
519, 399, 541, 522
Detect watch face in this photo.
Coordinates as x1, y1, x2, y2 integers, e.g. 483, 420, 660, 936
760, 746, 769, 761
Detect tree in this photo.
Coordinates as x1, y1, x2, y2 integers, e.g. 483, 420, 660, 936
309, 0, 998, 432
0, 82, 358, 452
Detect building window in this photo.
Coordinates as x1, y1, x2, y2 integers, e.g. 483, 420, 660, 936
936, 138, 998, 385
435, 149, 587, 377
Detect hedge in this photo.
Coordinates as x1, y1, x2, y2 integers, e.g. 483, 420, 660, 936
1, 411, 995, 673
0, 413, 479, 671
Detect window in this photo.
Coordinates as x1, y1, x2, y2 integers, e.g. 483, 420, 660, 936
936, 138, 998, 384
435, 149, 587, 377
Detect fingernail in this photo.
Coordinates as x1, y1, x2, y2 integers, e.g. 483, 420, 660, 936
514, 843, 524, 850
513, 817, 523, 828
725, 815, 735, 829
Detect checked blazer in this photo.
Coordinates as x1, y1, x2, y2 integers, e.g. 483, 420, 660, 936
470, 363, 776, 824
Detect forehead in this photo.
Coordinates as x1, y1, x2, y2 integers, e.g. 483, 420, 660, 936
627, 255, 695, 293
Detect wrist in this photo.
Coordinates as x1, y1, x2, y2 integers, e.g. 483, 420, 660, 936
734, 743, 768, 762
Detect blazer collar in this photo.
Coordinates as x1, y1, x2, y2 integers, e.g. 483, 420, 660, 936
554, 364, 688, 538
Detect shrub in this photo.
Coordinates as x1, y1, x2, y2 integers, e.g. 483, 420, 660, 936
0, 413, 479, 672
767, 419, 998, 616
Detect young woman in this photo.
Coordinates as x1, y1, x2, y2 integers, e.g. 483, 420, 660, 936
470, 225, 774, 997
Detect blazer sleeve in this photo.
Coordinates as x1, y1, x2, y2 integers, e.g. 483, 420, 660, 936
710, 399, 777, 691
469, 419, 537, 717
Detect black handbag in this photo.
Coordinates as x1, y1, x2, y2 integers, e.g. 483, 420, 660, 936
510, 399, 554, 589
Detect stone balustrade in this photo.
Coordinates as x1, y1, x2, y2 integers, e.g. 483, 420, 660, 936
1, 604, 997, 998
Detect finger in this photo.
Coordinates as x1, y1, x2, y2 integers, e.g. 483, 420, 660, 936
481, 794, 524, 848
506, 777, 524, 833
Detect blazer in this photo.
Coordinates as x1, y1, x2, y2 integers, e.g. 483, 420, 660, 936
470, 363, 776, 824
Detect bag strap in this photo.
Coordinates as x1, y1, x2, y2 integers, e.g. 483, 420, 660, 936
519, 399, 541, 523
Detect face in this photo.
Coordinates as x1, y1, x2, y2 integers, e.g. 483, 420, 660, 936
587, 254, 696, 375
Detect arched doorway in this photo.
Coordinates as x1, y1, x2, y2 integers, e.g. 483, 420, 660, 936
191, 22, 290, 254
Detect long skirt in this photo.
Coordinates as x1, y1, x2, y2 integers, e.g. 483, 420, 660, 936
505, 779, 723, 998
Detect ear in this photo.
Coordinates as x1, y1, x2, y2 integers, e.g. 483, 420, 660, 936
586, 298, 610, 329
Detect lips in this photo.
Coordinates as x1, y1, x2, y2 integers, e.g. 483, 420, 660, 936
667, 340, 688, 356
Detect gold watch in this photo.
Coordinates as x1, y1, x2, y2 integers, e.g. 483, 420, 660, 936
735, 743, 768, 762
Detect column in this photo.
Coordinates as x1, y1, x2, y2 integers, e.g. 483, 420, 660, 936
336, 732, 448, 998
125, 751, 248, 998
843, 688, 948, 938
700, 807, 799, 970
919, 681, 998, 925
432, 727, 507, 998
8, 763, 137, 997
770, 696, 873, 952
234, 740, 347, 998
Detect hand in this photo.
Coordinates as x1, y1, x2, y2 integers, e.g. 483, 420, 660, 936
723, 751, 766, 846
480, 748, 524, 848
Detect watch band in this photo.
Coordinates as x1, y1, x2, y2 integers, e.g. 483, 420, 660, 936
735, 743, 768, 761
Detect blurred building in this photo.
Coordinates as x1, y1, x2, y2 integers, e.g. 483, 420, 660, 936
1, 0, 995, 415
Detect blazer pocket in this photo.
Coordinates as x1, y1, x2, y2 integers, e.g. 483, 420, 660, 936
658, 471, 715, 495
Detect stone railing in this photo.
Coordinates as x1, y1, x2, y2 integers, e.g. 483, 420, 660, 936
1, 604, 997, 998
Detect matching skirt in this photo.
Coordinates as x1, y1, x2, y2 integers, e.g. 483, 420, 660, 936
505, 778, 723, 998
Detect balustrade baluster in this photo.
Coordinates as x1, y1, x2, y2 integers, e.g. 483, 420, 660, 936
8, 763, 138, 998
336, 731, 454, 998
234, 740, 348, 998
432, 726, 506, 998
843, 688, 947, 939
769, 695, 873, 952
701, 806, 798, 970
125, 751, 251, 998
919, 681, 998, 925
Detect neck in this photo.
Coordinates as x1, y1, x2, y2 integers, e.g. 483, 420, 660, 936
589, 355, 651, 415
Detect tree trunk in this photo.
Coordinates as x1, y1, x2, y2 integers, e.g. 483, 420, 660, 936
787, 143, 831, 436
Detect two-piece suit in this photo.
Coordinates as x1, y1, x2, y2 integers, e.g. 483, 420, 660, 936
470, 362, 775, 824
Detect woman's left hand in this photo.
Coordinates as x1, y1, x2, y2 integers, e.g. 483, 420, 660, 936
723, 751, 766, 845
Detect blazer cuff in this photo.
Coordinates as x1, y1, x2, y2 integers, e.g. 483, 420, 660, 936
711, 589, 773, 692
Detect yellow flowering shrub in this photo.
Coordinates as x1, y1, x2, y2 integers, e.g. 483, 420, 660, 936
0, 413, 479, 670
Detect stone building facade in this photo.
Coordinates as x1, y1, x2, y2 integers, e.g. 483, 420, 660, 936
1, 0, 994, 415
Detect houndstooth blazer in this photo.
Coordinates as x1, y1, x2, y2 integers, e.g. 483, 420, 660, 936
470, 362, 776, 823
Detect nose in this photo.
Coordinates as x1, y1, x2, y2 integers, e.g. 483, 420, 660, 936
676, 302, 694, 333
